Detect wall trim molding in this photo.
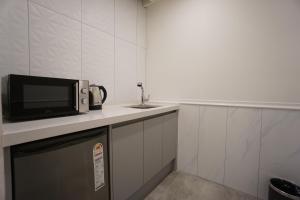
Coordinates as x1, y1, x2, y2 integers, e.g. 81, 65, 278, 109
151, 99, 300, 111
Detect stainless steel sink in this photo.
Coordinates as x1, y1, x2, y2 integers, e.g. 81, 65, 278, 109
127, 104, 160, 109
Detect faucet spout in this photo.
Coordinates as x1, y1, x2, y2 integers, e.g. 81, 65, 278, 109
137, 82, 145, 105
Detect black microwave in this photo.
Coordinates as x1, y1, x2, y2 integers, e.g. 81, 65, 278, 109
3, 74, 89, 121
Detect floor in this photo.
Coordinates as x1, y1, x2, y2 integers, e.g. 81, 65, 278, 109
145, 172, 257, 200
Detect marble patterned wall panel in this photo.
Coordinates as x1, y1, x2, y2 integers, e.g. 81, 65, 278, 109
259, 109, 300, 200
197, 106, 227, 185
178, 104, 200, 176
224, 108, 261, 196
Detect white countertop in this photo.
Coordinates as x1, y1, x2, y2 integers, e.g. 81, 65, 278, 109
1, 104, 179, 147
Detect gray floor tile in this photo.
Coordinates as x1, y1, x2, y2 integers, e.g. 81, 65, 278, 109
145, 172, 257, 200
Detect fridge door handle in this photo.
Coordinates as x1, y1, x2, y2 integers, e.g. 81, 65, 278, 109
12, 128, 107, 156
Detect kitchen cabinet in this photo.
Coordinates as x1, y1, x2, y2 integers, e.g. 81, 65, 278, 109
143, 116, 164, 183
162, 112, 178, 167
112, 122, 144, 200
111, 112, 178, 200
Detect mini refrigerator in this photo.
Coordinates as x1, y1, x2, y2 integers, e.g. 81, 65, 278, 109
11, 127, 110, 200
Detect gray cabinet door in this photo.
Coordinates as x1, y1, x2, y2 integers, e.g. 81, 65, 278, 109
143, 116, 164, 184
162, 112, 178, 167
112, 122, 143, 200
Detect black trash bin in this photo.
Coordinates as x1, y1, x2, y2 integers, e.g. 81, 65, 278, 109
269, 178, 300, 200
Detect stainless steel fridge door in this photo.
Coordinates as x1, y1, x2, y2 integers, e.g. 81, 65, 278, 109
11, 127, 110, 200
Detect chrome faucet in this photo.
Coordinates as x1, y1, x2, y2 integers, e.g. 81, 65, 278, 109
137, 82, 148, 105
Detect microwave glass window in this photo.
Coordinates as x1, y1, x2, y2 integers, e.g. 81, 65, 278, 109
23, 84, 73, 109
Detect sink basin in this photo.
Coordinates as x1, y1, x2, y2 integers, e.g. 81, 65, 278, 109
127, 104, 160, 109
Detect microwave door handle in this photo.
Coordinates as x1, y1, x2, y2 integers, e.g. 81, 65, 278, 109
75, 82, 79, 111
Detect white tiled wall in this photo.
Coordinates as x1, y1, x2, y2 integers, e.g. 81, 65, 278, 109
225, 108, 261, 196
82, 24, 115, 103
0, 0, 147, 104
115, 39, 137, 103
82, 0, 115, 34
178, 104, 199, 175
31, 0, 82, 20
0, 0, 29, 78
178, 104, 300, 199
115, 0, 137, 43
137, 0, 146, 48
259, 109, 300, 200
198, 106, 227, 185
29, 2, 82, 79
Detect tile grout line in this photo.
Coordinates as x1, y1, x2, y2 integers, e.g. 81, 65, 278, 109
30, 1, 128, 43
223, 107, 229, 185
144, 4, 148, 94
143, 2, 147, 94
136, 0, 139, 101
113, 0, 116, 104
27, 0, 31, 75
83, 22, 115, 37
196, 105, 201, 176
115, 36, 138, 46
81, 0, 83, 80
256, 109, 263, 200
30, 1, 81, 23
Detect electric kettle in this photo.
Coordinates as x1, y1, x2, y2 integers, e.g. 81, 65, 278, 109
89, 85, 107, 110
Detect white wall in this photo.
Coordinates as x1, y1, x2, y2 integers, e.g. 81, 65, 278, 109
0, 0, 147, 104
147, 0, 300, 105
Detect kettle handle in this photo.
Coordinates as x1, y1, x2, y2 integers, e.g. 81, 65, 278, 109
98, 86, 107, 104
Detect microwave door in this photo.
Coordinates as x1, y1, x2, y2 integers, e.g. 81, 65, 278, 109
8, 75, 79, 121
23, 85, 72, 109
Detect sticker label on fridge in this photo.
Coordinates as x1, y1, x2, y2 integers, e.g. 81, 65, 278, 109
93, 143, 105, 191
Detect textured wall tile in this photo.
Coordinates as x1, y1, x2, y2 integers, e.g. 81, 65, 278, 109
137, 47, 146, 100
198, 106, 227, 185
225, 108, 261, 196
259, 109, 300, 200
115, 0, 137, 43
137, 47, 146, 84
0, 0, 29, 78
29, 3, 81, 79
137, 0, 146, 48
178, 104, 199, 176
82, 25, 115, 104
115, 39, 137, 103
83, 0, 114, 35
30, 0, 81, 20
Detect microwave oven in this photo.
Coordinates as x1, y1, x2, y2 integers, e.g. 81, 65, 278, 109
3, 74, 89, 121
